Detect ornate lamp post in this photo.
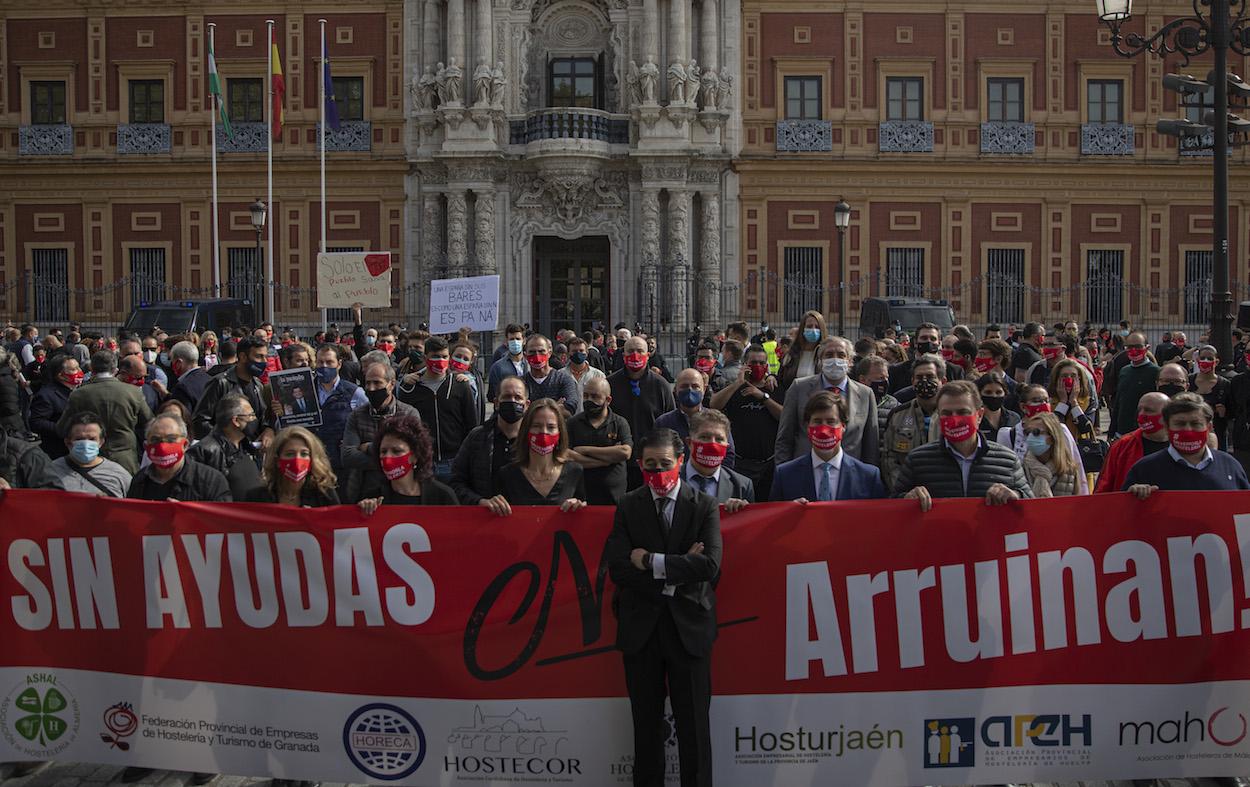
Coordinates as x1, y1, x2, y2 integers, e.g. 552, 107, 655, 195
1095, 0, 1250, 367
249, 198, 267, 318
834, 200, 851, 336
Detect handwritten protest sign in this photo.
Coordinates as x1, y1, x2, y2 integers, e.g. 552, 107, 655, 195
316, 252, 391, 309
428, 275, 500, 333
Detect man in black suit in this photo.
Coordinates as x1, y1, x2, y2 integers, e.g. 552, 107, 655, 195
604, 428, 722, 787
684, 408, 754, 513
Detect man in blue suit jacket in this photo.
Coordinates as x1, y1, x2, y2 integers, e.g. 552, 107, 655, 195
772, 390, 886, 502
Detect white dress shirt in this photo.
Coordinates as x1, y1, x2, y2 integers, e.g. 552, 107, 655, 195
945, 437, 982, 494
810, 448, 844, 500
649, 480, 681, 596
1167, 445, 1214, 471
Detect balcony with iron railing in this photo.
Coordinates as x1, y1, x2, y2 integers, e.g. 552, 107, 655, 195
509, 108, 630, 151
979, 122, 1035, 155
19, 125, 73, 156
117, 123, 171, 155
775, 120, 833, 152
879, 120, 934, 152
1081, 123, 1135, 155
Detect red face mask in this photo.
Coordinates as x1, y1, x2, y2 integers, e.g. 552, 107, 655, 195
1043, 346, 1064, 361
380, 452, 413, 481
1173, 339, 1186, 348
205, 341, 216, 349
426, 358, 450, 374
126, 376, 145, 388
1137, 412, 1165, 435
1062, 376, 1077, 393
64, 371, 85, 388
1169, 428, 1209, 455
1023, 402, 1052, 417
973, 357, 998, 374
941, 348, 956, 361
747, 363, 769, 382
278, 456, 311, 483
529, 431, 559, 456
695, 358, 716, 374
641, 465, 681, 496
378, 342, 395, 355
1127, 347, 1148, 363
807, 424, 844, 452
691, 440, 728, 468
146, 441, 184, 468
526, 352, 550, 368
940, 414, 979, 443
624, 352, 648, 372
1197, 359, 1217, 374
450, 358, 471, 373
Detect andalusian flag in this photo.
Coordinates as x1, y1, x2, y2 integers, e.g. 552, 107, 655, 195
207, 36, 232, 139
270, 31, 285, 141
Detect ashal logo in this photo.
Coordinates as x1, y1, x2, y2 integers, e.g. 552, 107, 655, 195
1119, 707, 1248, 748
342, 703, 426, 781
444, 705, 581, 777
924, 718, 975, 768
100, 702, 138, 751
0, 672, 81, 759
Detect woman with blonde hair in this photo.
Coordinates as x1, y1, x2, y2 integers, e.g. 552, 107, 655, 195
1021, 412, 1086, 497
1048, 358, 1098, 438
199, 330, 220, 368
244, 426, 340, 507
777, 309, 826, 392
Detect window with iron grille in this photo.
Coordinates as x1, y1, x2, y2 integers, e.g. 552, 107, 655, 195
549, 58, 597, 109
128, 79, 164, 123
229, 78, 264, 123
987, 77, 1024, 122
986, 248, 1025, 324
332, 76, 365, 121
886, 77, 924, 121
783, 247, 823, 324
227, 247, 262, 304
129, 247, 167, 308
30, 81, 66, 125
784, 76, 822, 120
1184, 249, 1213, 325
886, 248, 925, 297
31, 248, 69, 323
325, 246, 365, 323
1086, 249, 1124, 324
1184, 85, 1213, 123
1087, 79, 1123, 124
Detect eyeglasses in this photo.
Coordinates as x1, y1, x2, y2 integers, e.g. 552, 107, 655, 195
1023, 429, 1047, 438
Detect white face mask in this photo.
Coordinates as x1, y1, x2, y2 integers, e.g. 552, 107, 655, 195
822, 357, 848, 382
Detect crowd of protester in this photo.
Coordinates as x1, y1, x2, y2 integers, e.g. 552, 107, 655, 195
2, 308, 1248, 510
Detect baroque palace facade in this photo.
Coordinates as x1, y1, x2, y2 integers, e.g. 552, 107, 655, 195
0, 0, 1245, 333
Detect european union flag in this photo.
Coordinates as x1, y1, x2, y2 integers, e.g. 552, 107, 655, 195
324, 32, 341, 132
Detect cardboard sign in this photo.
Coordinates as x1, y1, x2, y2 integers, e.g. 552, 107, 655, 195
316, 252, 392, 308
269, 366, 322, 428
428, 274, 500, 333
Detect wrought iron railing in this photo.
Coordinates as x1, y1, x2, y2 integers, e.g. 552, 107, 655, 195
879, 120, 934, 152
1081, 123, 1135, 155
980, 122, 1035, 155
19, 125, 73, 156
509, 108, 630, 145
117, 123, 171, 154
775, 120, 833, 152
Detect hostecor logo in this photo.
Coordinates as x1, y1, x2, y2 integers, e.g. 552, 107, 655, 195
342, 703, 427, 781
924, 718, 974, 768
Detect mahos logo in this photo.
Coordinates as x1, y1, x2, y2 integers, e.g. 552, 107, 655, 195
342, 703, 426, 781
1119, 707, 1248, 748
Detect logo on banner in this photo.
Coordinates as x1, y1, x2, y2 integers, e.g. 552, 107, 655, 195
1119, 707, 1248, 748
979, 714, 1092, 768
100, 702, 138, 750
924, 719, 975, 768
444, 705, 581, 777
342, 703, 426, 780
0, 673, 80, 759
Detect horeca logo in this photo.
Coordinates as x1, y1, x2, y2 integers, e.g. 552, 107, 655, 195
924, 718, 975, 768
342, 703, 427, 781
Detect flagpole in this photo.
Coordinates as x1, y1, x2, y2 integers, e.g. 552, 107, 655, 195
319, 18, 328, 335
208, 23, 221, 299
265, 19, 276, 324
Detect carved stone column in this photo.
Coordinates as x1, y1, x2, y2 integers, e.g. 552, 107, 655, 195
474, 189, 495, 276
476, 0, 492, 74
699, 193, 721, 327
639, 189, 661, 330
667, 189, 692, 330
642, 0, 659, 62
424, 0, 441, 70
448, 0, 465, 72
422, 192, 445, 278
446, 190, 468, 276
668, 0, 687, 66
700, 0, 718, 72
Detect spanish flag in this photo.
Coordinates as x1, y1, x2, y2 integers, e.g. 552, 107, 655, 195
270, 30, 285, 141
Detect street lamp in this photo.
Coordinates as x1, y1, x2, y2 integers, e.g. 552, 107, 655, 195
250, 198, 267, 317
1095, 0, 1250, 368
834, 200, 851, 336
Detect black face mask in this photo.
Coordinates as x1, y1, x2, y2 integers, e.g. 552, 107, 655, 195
583, 400, 605, 417
616, 337, 626, 349
497, 401, 526, 424
915, 341, 939, 356
365, 386, 391, 410
868, 380, 889, 399
915, 378, 940, 400
408, 349, 424, 367
1158, 383, 1186, 397
981, 395, 1005, 412
240, 417, 261, 440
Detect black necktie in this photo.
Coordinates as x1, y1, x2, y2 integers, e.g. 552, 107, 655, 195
655, 497, 669, 535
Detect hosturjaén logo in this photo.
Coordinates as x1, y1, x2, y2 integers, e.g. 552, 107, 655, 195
342, 703, 426, 781
924, 718, 975, 768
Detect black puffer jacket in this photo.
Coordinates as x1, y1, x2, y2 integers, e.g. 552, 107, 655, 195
0, 430, 59, 489
893, 438, 1033, 500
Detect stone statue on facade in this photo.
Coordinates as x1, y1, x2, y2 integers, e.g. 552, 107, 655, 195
435, 62, 449, 105
699, 67, 720, 111
626, 60, 643, 108
414, 65, 438, 111
473, 58, 493, 107
639, 55, 660, 104
444, 57, 464, 104
490, 62, 507, 108
685, 59, 701, 107
719, 70, 733, 109
667, 60, 687, 106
